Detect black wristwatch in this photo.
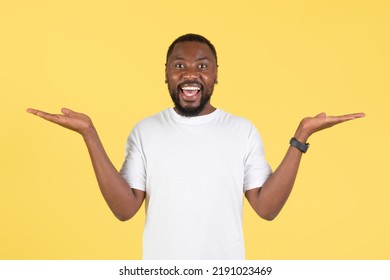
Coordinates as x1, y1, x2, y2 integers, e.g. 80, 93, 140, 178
289, 137, 310, 153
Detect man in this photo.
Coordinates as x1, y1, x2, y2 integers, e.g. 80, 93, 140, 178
27, 34, 364, 259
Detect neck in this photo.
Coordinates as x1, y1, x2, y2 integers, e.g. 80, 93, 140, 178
174, 104, 216, 117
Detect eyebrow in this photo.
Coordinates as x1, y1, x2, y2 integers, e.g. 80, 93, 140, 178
173, 56, 210, 61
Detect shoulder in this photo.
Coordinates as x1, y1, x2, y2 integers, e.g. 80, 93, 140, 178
216, 109, 256, 131
129, 109, 172, 138
133, 109, 170, 128
216, 110, 266, 146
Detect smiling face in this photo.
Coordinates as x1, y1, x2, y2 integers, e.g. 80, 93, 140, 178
165, 41, 218, 117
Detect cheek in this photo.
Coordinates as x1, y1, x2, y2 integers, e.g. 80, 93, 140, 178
201, 73, 216, 86
167, 72, 181, 84
167, 76, 180, 93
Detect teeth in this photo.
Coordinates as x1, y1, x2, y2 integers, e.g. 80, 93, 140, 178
181, 86, 200, 90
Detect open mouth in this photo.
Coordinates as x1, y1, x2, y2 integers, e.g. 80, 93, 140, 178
181, 86, 200, 97
180, 84, 202, 98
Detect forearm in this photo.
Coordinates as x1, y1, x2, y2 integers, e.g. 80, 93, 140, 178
256, 146, 303, 219
82, 127, 144, 221
247, 111, 364, 220
26, 107, 144, 221
247, 129, 308, 220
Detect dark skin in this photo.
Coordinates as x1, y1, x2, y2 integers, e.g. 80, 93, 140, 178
27, 41, 365, 221
165, 41, 218, 116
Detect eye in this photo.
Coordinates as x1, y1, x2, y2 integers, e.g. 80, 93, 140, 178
198, 63, 207, 69
175, 63, 185, 69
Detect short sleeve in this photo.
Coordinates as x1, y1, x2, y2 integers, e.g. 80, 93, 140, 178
119, 127, 147, 191
243, 124, 272, 191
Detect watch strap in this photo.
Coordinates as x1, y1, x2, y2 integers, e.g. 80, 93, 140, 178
290, 137, 310, 153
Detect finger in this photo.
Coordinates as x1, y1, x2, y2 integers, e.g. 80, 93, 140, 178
346, 112, 365, 119
26, 108, 45, 115
314, 112, 327, 118
28, 108, 65, 124
37, 112, 64, 123
333, 112, 365, 118
333, 113, 365, 122
324, 113, 365, 127
61, 107, 75, 116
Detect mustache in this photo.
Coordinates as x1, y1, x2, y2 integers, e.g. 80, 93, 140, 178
177, 81, 204, 89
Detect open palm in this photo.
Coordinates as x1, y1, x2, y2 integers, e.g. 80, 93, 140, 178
296, 112, 365, 141
26, 108, 94, 136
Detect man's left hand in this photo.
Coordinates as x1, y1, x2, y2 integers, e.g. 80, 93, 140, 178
295, 112, 365, 142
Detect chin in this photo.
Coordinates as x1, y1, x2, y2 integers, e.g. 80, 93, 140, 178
176, 104, 204, 117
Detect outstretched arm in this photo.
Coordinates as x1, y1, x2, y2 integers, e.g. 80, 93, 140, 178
245, 112, 365, 221
27, 108, 145, 221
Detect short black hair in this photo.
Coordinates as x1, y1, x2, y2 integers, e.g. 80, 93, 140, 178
166, 33, 218, 65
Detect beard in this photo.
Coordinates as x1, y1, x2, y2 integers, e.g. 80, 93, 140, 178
168, 81, 214, 117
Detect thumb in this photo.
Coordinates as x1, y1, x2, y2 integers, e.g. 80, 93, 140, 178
315, 112, 327, 119
61, 108, 75, 116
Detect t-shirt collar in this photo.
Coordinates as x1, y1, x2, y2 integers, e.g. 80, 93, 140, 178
168, 107, 220, 125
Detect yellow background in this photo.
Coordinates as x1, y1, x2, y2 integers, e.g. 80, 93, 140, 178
1, 0, 389, 259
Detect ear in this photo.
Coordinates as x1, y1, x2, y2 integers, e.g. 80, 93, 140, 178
214, 65, 219, 84
164, 63, 168, 84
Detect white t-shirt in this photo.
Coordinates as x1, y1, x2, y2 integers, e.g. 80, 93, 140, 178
120, 108, 272, 259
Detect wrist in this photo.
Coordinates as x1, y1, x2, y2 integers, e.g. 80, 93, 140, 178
290, 137, 310, 153
293, 129, 309, 143
81, 124, 98, 141
294, 119, 314, 142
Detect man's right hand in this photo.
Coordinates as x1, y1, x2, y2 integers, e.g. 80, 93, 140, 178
27, 108, 94, 137
27, 107, 145, 221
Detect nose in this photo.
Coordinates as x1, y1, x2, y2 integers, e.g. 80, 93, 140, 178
183, 67, 199, 80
